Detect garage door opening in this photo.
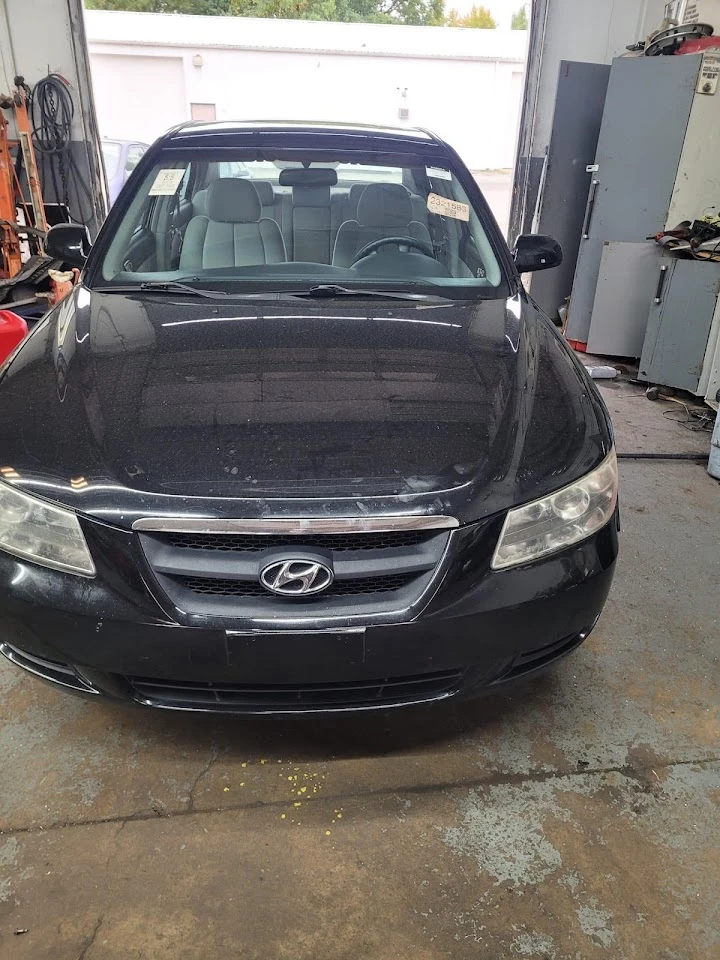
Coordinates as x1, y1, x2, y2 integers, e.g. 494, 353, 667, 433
84, 6, 530, 233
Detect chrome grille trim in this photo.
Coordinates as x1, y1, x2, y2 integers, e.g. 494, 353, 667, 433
132, 516, 459, 535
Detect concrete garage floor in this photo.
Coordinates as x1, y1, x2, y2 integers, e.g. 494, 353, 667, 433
0, 379, 718, 960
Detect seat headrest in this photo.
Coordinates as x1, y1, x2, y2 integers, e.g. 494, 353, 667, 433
252, 180, 275, 207
357, 183, 412, 227
206, 178, 261, 223
292, 185, 331, 207
278, 168, 338, 187
349, 183, 366, 206
192, 187, 208, 216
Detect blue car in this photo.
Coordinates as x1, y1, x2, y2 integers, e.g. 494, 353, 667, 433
101, 139, 149, 205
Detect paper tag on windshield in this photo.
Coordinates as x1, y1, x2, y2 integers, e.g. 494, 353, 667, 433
148, 169, 186, 196
426, 165, 452, 181
427, 193, 470, 222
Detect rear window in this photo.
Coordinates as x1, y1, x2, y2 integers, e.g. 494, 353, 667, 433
91, 148, 506, 300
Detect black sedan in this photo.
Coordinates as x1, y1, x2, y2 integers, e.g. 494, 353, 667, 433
0, 122, 618, 713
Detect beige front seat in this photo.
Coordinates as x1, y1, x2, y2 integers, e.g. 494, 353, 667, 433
180, 178, 286, 271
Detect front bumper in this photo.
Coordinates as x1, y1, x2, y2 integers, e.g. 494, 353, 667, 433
0, 514, 619, 713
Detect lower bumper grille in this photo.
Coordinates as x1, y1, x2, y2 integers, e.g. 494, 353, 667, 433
0, 642, 98, 693
128, 669, 464, 712
492, 631, 587, 684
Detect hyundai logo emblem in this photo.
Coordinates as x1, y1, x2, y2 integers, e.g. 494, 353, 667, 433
260, 559, 334, 596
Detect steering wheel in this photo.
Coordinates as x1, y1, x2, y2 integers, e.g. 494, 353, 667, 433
351, 236, 435, 265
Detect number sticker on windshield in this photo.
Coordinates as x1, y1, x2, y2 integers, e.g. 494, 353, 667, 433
148, 169, 186, 196
426, 166, 452, 181
427, 193, 470, 222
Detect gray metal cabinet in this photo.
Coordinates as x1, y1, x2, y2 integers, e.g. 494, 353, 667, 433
639, 259, 720, 394
528, 61, 610, 319
586, 242, 663, 357
566, 55, 702, 347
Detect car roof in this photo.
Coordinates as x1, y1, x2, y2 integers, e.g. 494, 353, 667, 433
162, 120, 446, 154
169, 120, 434, 139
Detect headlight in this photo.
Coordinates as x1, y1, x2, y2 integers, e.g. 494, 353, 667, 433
0, 481, 95, 577
492, 449, 618, 571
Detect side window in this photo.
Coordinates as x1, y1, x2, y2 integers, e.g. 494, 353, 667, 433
125, 144, 146, 174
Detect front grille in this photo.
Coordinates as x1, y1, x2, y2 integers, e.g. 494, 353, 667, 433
139, 524, 452, 620
128, 669, 463, 712
164, 530, 436, 553
175, 572, 417, 598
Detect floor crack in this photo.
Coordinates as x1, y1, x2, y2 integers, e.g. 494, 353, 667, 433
104, 820, 127, 873
76, 912, 104, 960
187, 745, 220, 812
1, 753, 718, 838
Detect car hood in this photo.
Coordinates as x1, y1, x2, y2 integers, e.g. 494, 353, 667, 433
0, 286, 611, 528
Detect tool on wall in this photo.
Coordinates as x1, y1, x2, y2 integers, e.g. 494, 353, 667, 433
0, 108, 23, 279
0, 78, 49, 278
0, 75, 82, 321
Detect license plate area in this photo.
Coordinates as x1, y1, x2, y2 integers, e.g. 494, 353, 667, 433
225, 628, 366, 680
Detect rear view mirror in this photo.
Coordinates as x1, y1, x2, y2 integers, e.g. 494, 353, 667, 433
45, 223, 92, 269
513, 234, 563, 273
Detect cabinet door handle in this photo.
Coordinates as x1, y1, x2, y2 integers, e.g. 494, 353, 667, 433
654, 265, 669, 304
582, 180, 599, 239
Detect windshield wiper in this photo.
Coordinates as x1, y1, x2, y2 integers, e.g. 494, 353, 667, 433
291, 284, 448, 302
91, 281, 281, 300
90, 281, 451, 302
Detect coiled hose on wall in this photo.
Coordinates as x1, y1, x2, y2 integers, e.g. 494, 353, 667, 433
27, 73, 96, 226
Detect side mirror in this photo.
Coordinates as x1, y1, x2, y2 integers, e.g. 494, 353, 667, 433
45, 223, 92, 269
513, 234, 563, 273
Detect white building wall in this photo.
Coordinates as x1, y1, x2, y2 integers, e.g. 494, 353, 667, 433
85, 11, 527, 171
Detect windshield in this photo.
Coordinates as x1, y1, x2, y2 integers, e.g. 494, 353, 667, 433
101, 141, 122, 179
90, 148, 507, 299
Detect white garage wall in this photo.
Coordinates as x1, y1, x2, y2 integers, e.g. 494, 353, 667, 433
90, 54, 187, 144
85, 10, 527, 171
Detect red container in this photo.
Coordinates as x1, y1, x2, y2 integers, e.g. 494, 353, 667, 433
676, 36, 720, 54
0, 310, 28, 365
